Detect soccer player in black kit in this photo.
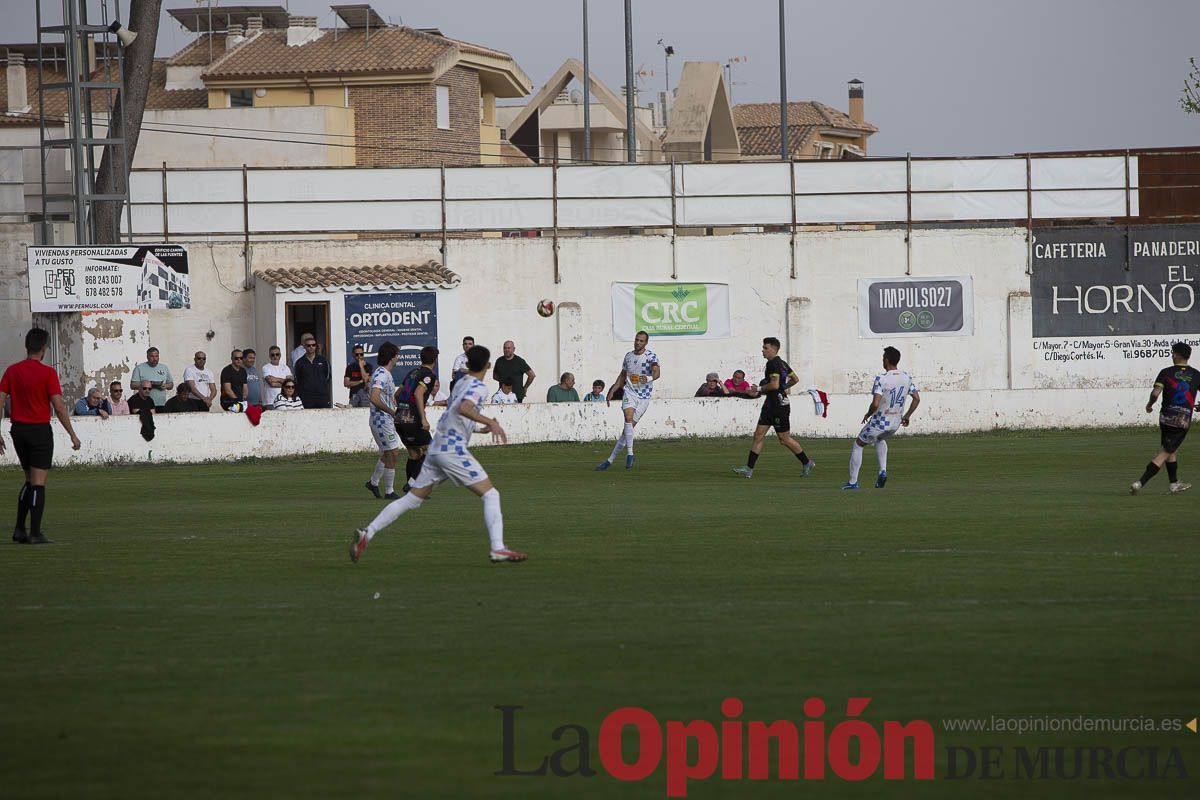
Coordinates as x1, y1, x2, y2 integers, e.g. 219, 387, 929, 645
1131, 341, 1200, 495
394, 345, 440, 493
732, 337, 815, 478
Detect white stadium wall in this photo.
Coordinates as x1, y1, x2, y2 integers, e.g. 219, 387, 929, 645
0, 389, 1151, 468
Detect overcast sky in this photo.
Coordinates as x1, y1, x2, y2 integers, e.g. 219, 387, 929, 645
18, 0, 1200, 156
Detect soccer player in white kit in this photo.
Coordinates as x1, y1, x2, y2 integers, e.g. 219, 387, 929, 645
351, 345, 527, 563
843, 346, 921, 489
596, 330, 660, 471
364, 341, 403, 500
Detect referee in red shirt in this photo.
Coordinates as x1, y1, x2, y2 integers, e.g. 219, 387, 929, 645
0, 328, 82, 544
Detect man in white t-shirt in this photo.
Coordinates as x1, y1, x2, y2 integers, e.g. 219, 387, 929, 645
491, 378, 519, 405
182, 351, 217, 411
449, 335, 474, 392
843, 346, 921, 490
261, 345, 292, 407
351, 345, 526, 564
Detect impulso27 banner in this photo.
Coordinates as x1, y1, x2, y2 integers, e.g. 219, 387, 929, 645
1030, 225, 1200, 383
344, 292, 438, 381
857, 276, 973, 338
611, 282, 731, 340
28, 245, 190, 312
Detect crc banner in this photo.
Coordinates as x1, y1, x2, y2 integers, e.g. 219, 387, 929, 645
344, 292, 437, 380
28, 245, 190, 312
611, 282, 731, 340
857, 276, 973, 337
1031, 226, 1200, 337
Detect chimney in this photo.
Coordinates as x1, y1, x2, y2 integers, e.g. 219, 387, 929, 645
554, 89, 570, 105
6, 51, 29, 114
286, 16, 323, 47
226, 24, 245, 51
245, 16, 263, 37
848, 78, 864, 125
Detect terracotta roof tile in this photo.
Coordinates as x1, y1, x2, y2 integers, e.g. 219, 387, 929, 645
734, 101, 876, 134
168, 34, 228, 66
737, 124, 818, 158
254, 261, 460, 290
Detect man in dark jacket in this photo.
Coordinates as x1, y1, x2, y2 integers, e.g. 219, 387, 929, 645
294, 338, 332, 409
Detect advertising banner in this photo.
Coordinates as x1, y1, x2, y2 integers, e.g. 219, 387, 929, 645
344, 292, 438, 380
857, 276, 973, 337
28, 245, 190, 312
611, 282, 731, 340
1029, 225, 1200, 383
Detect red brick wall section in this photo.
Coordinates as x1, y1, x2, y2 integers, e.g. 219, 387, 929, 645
349, 66, 481, 167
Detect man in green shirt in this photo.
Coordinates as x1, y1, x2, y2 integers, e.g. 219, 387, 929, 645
546, 372, 580, 403
492, 340, 536, 402
130, 346, 174, 410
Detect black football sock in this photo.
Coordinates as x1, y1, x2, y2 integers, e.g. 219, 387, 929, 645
405, 458, 419, 481
796, 451, 810, 465
1138, 462, 1160, 485
746, 451, 759, 469
415, 455, 426, 477
29, 486, 45, 536
15, 481, 31, 531
1166, 461, 1178, 483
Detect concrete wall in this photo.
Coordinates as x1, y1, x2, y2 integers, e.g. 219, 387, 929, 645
0, 389, 1150, 468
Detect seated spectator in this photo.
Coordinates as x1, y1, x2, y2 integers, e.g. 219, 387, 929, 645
128, 381, 157, 414
74, 387, 111, 418
108, 380, 130, 415
725, 369, 759, 398
431, 378, 449, 408
583, 380, 606, 402
219, 349, 248, 411
491, 378, 519, 405
273, 380, 305, 411
546, 372, 580, 403
163, 382, 205, 413
695, 372, 731, 398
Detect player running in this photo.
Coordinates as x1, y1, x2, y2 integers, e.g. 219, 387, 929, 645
363, 342, 403, 500
1130, 341, 1199, 495
0, 328, 83, 544
733, 337, 814, 478
842, 346, 920, 490
351, 345, 526, 563
596, 330, 660, 471
393, 346, 439, 493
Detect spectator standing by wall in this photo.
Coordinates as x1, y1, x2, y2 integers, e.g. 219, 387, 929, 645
492, 340, 536, 402
73, 387, 111, 417
163, 383, 204, 413
583, 380, 606, 402
450, 336, 475, 392
183, 352, 217, 411
107, 381, 130, 415
696, 372, 732, 398
547, 373, 580, 403
344, 345, 370, 407
491, 378, 519, 405
294, 339, 331, 409
128, 381, 157, 414
130, 346, 173, 410
261, 346, 292, 408
291, 333, 314, 367
725, 370, 759, 399
243, 349, 262, 407
220, 350, 249, 411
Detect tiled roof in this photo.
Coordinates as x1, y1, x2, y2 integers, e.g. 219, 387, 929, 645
254, 261, 460, 290
0, 60, 207, 127
734, 101, 876, 134
167, 34, 229, 66
737, 124, 818, 158
202, 27, 514, 81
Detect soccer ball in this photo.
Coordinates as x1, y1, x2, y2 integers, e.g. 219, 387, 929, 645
537, 299, 555, 317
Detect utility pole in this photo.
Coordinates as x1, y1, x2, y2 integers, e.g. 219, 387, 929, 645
582, 0, 591, 161
658, 39, 674, 127
624, 0, 635, 163
778, 0, 788, 160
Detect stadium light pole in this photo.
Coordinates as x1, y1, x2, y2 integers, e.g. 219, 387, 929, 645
624, 0, 636, 163
779, 0, 789, 160
582, 0, 591, 162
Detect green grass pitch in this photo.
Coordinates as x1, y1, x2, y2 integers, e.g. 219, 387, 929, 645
2, 428, 1198, 799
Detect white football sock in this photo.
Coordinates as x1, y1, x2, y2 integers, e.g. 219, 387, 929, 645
849, 443, 864, 483
370, 459, 385, 485
382, 468, 395, 494
874, 440, 888, 473
607, 433, 626, 463
365, 492, 423, 540
624, 422, 635, 455
481, 488, 504, 551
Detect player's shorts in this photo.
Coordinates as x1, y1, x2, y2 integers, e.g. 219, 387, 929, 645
758, 404, 791, 433
10, 422, 54, 470
1160, 424, 1188, 454
857, 412, 901, 445
621, 394, 651, 423
410, 448, 490, 489
396, 420, 432, 448
369, 414, 401, 451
